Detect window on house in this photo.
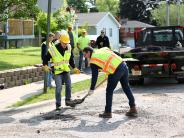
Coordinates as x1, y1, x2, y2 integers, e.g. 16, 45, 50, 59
109, 28, 112, 37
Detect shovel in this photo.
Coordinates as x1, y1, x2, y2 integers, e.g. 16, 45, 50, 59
72, 76, 108, 105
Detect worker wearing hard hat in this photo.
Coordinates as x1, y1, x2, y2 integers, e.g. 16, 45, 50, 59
83, 46, 137, 118
77, 29, 90, 71
43, 30, 80, 110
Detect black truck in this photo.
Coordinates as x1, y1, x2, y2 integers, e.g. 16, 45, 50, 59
121, 26, 184, 85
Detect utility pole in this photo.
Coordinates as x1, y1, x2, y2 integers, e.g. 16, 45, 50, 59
75, 18, 79, 39
166, 0, 170, 26
177, 0, 181, 25
44, 0, 52, 93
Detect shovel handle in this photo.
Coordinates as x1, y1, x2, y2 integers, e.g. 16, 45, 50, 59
95, 76, 108, 89
80, 75, 108, 102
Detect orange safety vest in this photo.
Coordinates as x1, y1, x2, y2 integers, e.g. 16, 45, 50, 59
90, 47, 123, 74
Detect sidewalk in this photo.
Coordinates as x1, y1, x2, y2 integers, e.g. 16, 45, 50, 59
0, 73, 91, 111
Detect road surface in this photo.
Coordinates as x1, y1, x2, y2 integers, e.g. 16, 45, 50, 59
0, 78, 184, 138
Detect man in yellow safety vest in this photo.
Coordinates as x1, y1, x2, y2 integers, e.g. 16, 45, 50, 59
77, 29, 90, 71
41, 32, 55, 88
43, 31, 80, 110
83, 46, 137, 118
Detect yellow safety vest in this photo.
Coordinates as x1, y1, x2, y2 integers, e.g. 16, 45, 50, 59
90, 47, 123, 74
48, 44, 71, 75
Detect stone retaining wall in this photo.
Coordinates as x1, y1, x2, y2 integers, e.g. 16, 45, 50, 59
0, 66, 43, 89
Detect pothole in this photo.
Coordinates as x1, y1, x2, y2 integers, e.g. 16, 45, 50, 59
143, 93, 168, 97
42, 113, 77, 121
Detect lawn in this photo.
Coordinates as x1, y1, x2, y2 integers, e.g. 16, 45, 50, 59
11, 74, 106, 107
0, 47, 41, 71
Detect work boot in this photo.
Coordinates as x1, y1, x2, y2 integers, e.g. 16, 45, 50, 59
65, 100, 76, 107
125, 106, 138, 117
56, 105, 61, 111
99, 112, 112, 118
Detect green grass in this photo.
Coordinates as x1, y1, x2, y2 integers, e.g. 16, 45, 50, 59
0, 47, 41, 71
11, 74, 106, 107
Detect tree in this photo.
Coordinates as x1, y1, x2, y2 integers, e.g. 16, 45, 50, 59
96, 0, 119, 15
53, 7, 77, 30
35, 0, 77, 34
119, 0, 158, 23
67, 0, 88, 13
0, 0, 39, 23
151, 3, 184, 26
35, 12, 57, 35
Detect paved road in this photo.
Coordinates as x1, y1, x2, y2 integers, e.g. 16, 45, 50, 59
0, 78, 184, 138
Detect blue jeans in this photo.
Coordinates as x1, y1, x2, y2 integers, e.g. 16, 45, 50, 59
105, 62, 135, 113
78, 51, 88, 70
47, 62, 53, 87
54, 72, 71, 107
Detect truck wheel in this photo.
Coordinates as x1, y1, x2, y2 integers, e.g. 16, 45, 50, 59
139, 78, 144, 85
129, 78, 144, 85
177, 78, 184, 83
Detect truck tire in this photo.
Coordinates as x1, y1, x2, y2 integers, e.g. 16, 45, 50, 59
177, 78, 184, 83
129, 78, 144, 85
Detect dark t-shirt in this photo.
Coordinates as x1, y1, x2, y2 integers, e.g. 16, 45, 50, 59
96, 35, 110, 49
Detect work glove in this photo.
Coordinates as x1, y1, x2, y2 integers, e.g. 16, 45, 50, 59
73, 68, 80, 74
88, 90, 94, 96
43, 65, 50, 72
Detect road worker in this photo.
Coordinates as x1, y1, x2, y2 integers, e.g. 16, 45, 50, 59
83, 46, 137, 118
77, 29, 90, 71
41, 32, 55, 88
43, 30, 80, 110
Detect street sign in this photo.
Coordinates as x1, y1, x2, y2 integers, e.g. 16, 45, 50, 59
37, 0, 63, 13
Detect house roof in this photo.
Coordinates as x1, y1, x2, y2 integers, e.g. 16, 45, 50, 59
76, 12, 121, 27
121, 20, 154, 28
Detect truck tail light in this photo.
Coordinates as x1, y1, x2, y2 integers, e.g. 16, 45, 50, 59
149, 64, 157, 67
171, 63, 177, 70
160, 52, 168, 57
163, 64, 169, 69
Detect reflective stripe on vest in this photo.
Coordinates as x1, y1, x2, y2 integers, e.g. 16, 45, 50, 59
51, 60, 69, 67
90, 48, 123, 74
42, 41, 56, 57
49, 46, 57, 57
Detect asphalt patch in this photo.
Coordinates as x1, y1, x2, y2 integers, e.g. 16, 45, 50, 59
143, 93, 168, 97
42, 113, 76, 121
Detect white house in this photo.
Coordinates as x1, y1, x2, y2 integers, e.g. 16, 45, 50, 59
76, 12, 121, 50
